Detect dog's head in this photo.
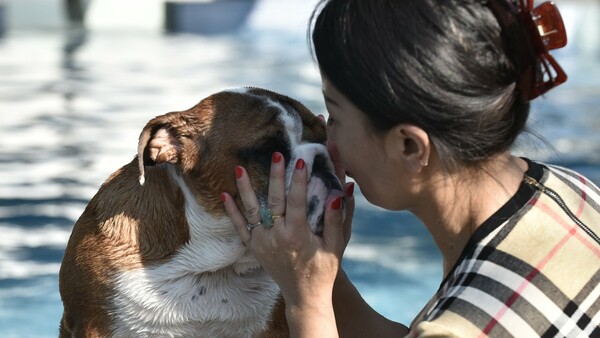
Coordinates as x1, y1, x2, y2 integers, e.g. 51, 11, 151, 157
137, 87, 342, 236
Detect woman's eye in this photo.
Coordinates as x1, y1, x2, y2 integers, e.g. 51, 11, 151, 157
327, 116, 335, 126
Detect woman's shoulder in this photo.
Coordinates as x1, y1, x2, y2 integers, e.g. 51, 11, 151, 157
537, 160, 600, 224
410, 159, 600, 337
523, 159, 600, 249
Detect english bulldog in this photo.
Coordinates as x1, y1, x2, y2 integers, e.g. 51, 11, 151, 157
58, 87, 343, 338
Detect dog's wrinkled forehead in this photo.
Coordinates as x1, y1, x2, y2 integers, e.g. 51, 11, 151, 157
219, 87, 326, 151
233, 87, 302, 131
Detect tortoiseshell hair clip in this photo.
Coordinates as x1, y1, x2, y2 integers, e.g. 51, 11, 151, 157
488, 0, 568, 101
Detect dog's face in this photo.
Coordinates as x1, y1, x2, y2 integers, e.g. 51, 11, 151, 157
138, 87, 342, 236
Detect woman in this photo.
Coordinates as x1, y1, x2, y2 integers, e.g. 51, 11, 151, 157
222, 0, 600, 337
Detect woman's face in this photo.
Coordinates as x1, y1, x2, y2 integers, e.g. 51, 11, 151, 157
321, 78, 404, 209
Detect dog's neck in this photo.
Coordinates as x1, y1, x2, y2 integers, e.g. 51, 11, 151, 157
108, 164, 280, 337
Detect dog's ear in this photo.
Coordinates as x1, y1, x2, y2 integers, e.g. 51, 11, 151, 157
137, 125, 181, 185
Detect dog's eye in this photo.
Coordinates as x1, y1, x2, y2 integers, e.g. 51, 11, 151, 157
237, 131, 291, 169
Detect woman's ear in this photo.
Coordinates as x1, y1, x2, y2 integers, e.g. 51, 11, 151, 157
384, 124, 431, 174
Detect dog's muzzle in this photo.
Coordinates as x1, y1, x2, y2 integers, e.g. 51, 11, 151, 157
287, 143, 344, 235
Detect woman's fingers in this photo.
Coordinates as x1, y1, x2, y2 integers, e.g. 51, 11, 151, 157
317, 114, 326, 124
235, 166, 262, 225
222, 192, 252, 245
323, 195, 345, 253
285, 158, 308, 232
226, 157, 347, 248
268, 152, 286, 218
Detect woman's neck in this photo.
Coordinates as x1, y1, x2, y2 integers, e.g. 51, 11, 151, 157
412, 153, 528, 277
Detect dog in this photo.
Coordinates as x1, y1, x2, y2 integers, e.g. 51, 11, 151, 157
58, 87, 343, 337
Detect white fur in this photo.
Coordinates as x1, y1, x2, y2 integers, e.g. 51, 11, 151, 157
110, 167, 280, 338
273, 99, 302, 149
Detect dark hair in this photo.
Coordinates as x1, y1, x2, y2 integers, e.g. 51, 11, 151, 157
309, 0, 530, 170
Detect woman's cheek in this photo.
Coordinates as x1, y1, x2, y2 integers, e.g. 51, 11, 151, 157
326, 138, 339, 158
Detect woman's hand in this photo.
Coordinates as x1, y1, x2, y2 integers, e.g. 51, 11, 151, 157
222, 152, 354, 337
222, 153, 348, 307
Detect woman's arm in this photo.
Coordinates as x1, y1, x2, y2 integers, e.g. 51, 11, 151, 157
286, 296, 338, 338
333, 269, 409, 337
324, 139, 409, 337
282, 268, 410, 338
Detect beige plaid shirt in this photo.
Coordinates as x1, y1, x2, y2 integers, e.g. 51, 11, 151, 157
409, 159, 600, 338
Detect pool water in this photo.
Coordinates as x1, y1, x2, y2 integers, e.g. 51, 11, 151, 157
0, 1, 599, 337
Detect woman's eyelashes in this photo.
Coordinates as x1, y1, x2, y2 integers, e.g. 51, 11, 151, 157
327, 115, 335, 126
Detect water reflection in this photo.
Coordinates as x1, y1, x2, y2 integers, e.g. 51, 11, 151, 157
0, 1, 599, 336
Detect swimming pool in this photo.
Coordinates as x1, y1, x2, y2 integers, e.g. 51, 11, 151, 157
0, 1, 598, 336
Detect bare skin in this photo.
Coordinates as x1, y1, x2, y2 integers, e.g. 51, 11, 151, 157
222, 78, 529, 337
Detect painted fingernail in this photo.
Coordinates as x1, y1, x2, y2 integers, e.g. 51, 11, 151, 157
332, 196, 343, 210
295, 158, 305, 170
220, 193, 227, 203
235, 166, 243, 179
345, 182, 355, 196
272, 152, 282, 163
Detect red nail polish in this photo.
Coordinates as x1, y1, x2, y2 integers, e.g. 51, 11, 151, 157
332, 196, 343, 210
220, 193, 227, 203
295, 159, 305, 170
345, 182, 355, 196
235, 166, 243, 179
272, 152, 282, 163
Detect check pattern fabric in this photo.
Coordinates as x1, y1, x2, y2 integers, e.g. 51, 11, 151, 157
408, 160, 600, 338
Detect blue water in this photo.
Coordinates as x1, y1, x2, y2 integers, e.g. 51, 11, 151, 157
0, 1, 599, 337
